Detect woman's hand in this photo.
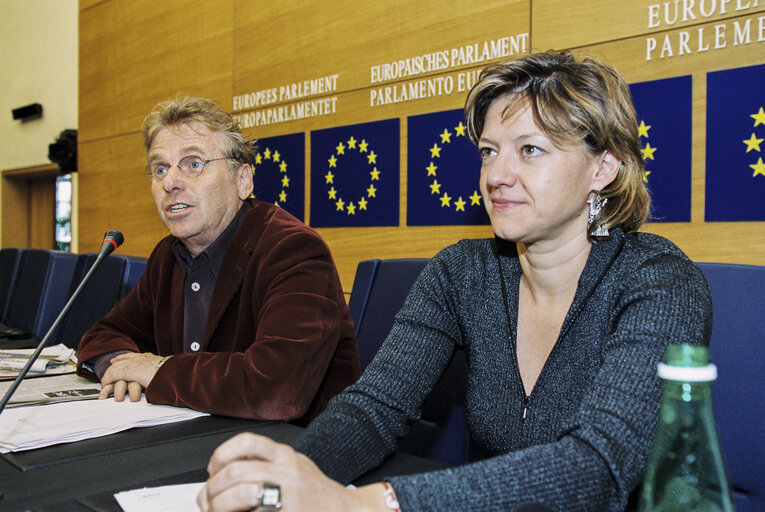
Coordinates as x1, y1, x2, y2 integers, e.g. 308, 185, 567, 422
197, 432, 396, 512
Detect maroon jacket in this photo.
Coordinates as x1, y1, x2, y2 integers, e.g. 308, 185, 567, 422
77, 199, 360, 423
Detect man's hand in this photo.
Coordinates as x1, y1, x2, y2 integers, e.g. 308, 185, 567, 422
99, 352, 165, 402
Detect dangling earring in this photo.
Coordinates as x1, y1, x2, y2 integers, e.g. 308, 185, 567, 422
587, 192, 610, 240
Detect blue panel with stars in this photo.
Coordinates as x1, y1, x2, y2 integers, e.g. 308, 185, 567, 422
406, 108, 488, 226
705, 63, 765, 221
251, 132, 305, 221
629, 75, 692, 223
309, 119, 399, 227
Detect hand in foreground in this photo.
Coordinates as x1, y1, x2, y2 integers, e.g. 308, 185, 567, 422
198, 433, 397, 512
99, 352, 165, 402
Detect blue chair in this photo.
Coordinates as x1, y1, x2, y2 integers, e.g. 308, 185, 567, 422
56, 253, 127, 349
0, 248, 25, 321
1, 249, 78, 342
119, 255, 147, 300
696, 262, 765, 512
348, 258, 470, 466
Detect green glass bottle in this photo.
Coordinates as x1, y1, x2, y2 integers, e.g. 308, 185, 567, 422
639, 344, 735, 511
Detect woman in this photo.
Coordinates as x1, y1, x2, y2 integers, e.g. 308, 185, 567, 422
198, 50, 711, 511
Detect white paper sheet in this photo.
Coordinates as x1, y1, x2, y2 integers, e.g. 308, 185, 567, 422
114, 482, 204, 512
0, 396, 208, 453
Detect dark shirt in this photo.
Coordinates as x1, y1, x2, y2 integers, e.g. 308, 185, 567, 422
172, 202, 250, 353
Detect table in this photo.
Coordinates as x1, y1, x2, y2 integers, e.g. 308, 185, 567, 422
0, 413, 448, 511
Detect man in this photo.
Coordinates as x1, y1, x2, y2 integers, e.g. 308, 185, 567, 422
77, 96, 360, 423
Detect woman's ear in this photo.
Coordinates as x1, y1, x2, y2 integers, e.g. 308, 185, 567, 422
592, 150, 621, 191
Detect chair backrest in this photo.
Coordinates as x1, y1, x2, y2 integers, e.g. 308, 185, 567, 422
4, 249, 79, 340
696, 262, 765, 512
56, 253, 127, 349
348, 258, 470, 466
118, 255, 147, 300
0, 248, 25, 321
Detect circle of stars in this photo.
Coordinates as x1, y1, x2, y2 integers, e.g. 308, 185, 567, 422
638, 120, 656, 183
253, 147, 290, 206
743, 106, 765, 178
324, 136, 379, 216
424, 121, 482, 213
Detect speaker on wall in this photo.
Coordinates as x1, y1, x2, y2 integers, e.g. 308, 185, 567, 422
12, 103, 43, 121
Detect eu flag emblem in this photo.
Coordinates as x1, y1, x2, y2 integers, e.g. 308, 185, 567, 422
629, 75, 693, 222
706, 63, 765, 221
407, 108, 488, 226
251, 133, 305, 221
310, 119, 399, 227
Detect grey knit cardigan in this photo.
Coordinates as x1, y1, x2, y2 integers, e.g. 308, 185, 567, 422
294, 229, 712, 511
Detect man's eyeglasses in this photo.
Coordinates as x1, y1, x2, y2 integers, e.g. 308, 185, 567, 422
145, 156, 231, 182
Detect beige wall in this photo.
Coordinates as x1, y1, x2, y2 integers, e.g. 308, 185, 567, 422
0, 0, 79, 250
77, 0, 765, 292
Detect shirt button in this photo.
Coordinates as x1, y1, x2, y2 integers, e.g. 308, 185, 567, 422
191, 282, 200, 292
190, 342, 200, 352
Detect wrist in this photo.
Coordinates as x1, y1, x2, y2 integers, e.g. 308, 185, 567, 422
155, 355, 172, 370
353, 482, 401, 512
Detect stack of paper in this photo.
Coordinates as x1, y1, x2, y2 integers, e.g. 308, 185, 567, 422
0, 397, 208, 453
115, 482, 205, 512
0, 372, 102, 408
0, 344, 77, 380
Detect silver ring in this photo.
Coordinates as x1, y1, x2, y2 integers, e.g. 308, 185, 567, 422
255, 482, 282, 510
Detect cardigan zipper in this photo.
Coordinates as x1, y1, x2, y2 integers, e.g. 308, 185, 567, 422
522, 394, 529, 419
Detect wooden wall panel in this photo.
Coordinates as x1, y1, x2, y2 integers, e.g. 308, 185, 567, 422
533, 0, 765, 50
78, 134, 167, 255
79, 0, 235, 142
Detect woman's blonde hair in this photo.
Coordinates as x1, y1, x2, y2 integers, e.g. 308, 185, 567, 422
465, 50, 650, 236
141, 95, 255, 170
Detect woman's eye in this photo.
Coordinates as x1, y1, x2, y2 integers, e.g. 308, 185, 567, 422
479, 147, 496, 159
153, 165, 169, 176
521, 145, 541, 157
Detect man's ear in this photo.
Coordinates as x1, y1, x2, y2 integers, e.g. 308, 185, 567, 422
592, 150, 621, 191
237, 163, 254, 200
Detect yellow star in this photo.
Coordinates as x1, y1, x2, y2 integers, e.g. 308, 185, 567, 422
440, 129, 452, 144
347, 136, 357, 149
430, 143, 441, 158
328, 154, 337, 168
335, 199, 345, 211
347, 202, 356, 215
370, 168, 380, 181
272, 150, 280, 162
255, 154, 262, 165
751, 107, 765, 127
637, 120, 651, 138
367, 151, 377, 164
751, 157, 765, 177
264, 148, 271, 160
279, 161, 287, 172
328, 187, 337, 199
367, 184, 377, 197
642, 170, 651, 182
440, 192, 451, 207
743, 133, 763, 153
429, 180, 441, 194
469, 191, 481, 205
642, 142, 658, 160
325, 171, 334, 184
426, 162, 437, 176
281, 176, 289, 187
455, 196, 466, 212
359, 139, 369, 153
279, 191, 287, 202
336, 142, 345, 155
358, 197, 368, 210
455, 122, 466, 137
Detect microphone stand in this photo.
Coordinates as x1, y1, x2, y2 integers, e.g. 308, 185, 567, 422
0, 233, 122, 415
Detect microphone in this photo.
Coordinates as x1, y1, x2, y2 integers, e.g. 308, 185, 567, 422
0, 230, 124, 415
